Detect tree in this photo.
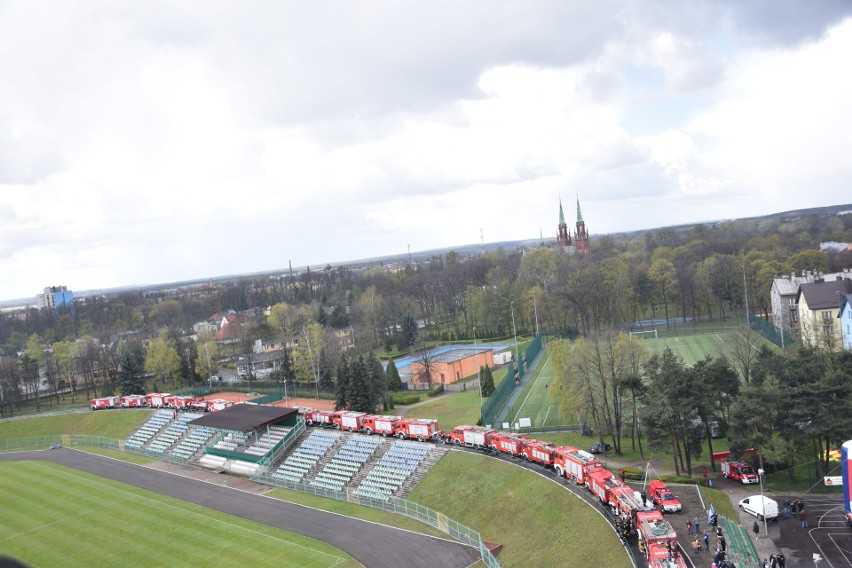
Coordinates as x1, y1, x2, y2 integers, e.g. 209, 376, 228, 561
195, 340, 219, 382
18, 352, 41, 412
691, 355, 739, 471
385, 359, 402, 391
648, 256, 678, 330
400, 312, 418, 349
335, 353, 351, 410
480, 365, 495, 397
144, 333, 181, 386
412, 346, 439, 389
294, 322, 324, 390
317, 349, 335, 392
117, 344, 146, 396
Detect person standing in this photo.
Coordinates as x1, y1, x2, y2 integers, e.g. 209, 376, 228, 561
703, 467, 708, 483
704, 531, 710, 551
777, 552, 786, 568
687, 520, 693, 536
694, 517, 700, 534
620, 468, 625, 482
800, 509, 809, 528
770, 554, 777, 568
753, 521, 760, 536
783, 498, 790, 519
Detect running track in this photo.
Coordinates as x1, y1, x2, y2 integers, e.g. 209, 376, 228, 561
0, 449, 479, 568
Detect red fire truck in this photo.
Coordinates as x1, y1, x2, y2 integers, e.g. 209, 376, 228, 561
586, 467, 624, 504
304, 409, 335, 426
490, 432, 528, 457
169, 395, 197, 410
720, 458, 759, 484
636, 509, 685, 566
396, 418, 441, 441
610, 485, 649, 518
208, 399, 235, 412
362, 415, 400, 436
188, 399, 211, 412
334, 411, 367, 432
648, 479, 683, 513
445, 425, 496, 448
520, 440, 557, 466
90, 396, 120, 410
553, 445, 601, 484
145, 393, 171, 408
120, 395, 146, 408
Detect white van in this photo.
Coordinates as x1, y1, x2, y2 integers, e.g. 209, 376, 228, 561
738, 495, 779, 521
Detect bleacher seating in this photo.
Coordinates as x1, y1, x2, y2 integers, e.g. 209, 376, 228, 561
124, 410, 173, 449
271, 430, 340, 484
170, 424, 217, 460
355, 441, 432, 501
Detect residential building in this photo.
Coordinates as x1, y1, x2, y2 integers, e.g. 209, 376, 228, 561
770, 270, 851, 334
36, 285, 74, 311
796, 278, 852, 350
839, 295, 852, 351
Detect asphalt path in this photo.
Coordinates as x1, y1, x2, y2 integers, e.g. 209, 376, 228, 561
0, 449, 479, 568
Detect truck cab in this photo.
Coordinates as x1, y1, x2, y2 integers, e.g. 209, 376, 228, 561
720, 458, 759, 484
649, 479, 682, 513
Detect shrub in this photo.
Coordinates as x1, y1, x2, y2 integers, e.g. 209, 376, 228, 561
392, 393, 421, 405
426, 385, 444, 397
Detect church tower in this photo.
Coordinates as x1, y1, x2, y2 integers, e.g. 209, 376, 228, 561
574, 196, 591, 255
556, 198, 572, 252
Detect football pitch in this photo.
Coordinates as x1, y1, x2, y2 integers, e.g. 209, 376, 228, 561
0, 461, 358, 568
508, 332, 767, 429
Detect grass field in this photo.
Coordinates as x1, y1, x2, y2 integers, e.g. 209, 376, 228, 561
1, 461, 359, 568
404, 389, 482, 426
0, 409, 150, 440
409, 451, 630, 568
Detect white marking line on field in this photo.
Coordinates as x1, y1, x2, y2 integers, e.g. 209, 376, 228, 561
511, 356, 552, 425
735, 332, 759, 350
715, 334, 724, 344
828, 532, 852, 566
808, 527, 838, 568
21, 462, 348, 565
542, 405, 553, 427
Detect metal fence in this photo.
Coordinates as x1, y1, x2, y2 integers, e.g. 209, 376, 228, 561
481, 360, 515, 427
250, 471, 501, 568
748, 312, 795, 349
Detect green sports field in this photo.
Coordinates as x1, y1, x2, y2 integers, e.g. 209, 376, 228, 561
0, 461, 359, 568
507, 331, 774, 429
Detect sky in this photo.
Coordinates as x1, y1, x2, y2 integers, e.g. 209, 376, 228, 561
2, 1, 852, 302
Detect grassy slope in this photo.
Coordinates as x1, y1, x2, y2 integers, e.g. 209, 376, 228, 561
409, 451, 630, 568
405, 389, 483, 426
1, 461, 359, 568
0, 409, 150, 440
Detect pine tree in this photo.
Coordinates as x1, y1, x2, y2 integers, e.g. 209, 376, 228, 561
334, 353, 350, 411
366, 352, 386, 407
385, 359, 402, 391
347, 355, 373, 413
318, 349, 335, 392
480, 365, 495, 397
118, 346, 146, 396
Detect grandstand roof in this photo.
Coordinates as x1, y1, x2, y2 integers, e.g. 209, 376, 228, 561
190, 404, 298, 432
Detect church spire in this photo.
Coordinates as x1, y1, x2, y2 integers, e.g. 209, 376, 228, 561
576, 195, 583, 223
559, 197, 566, 225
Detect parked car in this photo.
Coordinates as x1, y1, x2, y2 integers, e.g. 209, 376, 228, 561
738, 495, 779, 521
589, 442, 612, 454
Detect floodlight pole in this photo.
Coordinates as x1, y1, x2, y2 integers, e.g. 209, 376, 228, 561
474, 326, 483, 415
533, 296, 540, 337
743, 264, 750, 327
511, 301, 519, 370
758, 468, 769, 536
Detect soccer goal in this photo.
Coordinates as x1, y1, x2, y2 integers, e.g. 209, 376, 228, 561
628, 329, 658, 340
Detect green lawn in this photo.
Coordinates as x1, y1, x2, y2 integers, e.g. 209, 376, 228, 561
505, 347, 560, 428
1, 461, 359, 568
404, 389, 483, 427
409, 451, 630, 568
0, 409, 150, 440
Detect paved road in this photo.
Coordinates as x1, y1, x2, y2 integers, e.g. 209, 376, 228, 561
0, 449, 479, 568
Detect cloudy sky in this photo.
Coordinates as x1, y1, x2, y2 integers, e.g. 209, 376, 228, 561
2, 1, 852, 301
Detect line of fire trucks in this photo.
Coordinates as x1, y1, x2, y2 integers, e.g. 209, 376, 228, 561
89, 394, 236, 413
300, 411, 691, 567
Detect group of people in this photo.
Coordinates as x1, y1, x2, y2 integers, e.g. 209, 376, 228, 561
782, 498, 808, 528
759, 554, 786, 568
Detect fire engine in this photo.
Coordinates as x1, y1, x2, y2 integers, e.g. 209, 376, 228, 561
168, 395, 198, 410
362, 415, 400, 436
395, 418, 441, 441
188, 399, 211, 412
445, 425, 496, 448
720, 458, 759, 484
490, 432, 528, 457
145, 393, 172, 408
636, 509, 685, 566
120, 395, 146, 408
303, 409, 335, 426
90, 396, 120, 410
586, 467, 624, 504
553, 445, 600, 484
334, 411, 367, 432
520, 440, 557, 466
609, 485, 650, 518
208, 399, 235, 412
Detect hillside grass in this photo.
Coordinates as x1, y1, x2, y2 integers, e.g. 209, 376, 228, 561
409, 451, 630, 568
265, 487, 447, 539
0, 409, 149, 440
405, 389, 483, 426
0, 461, 359, 568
